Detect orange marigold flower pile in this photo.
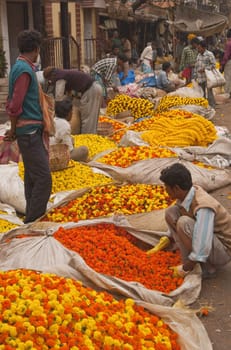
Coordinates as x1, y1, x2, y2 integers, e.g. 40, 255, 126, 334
54, 223, 183, 293
97, 146, 176, 167
98, 115, 127, 133
43, 184, 174, 222
0, 269, 181, 349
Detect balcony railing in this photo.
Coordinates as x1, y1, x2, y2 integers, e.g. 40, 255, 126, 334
40, 36, 80, 69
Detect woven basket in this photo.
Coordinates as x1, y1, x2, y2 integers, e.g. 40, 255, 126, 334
97, 122, 114, 136
49, 144, 70, 172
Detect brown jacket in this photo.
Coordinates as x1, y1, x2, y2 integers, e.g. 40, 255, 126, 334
180, 186, 231, 251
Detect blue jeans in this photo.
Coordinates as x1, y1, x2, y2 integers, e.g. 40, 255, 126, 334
17, 130, 52, 223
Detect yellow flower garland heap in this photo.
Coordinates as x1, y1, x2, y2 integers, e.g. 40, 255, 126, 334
106, 94, 155, 121
109, 110, 204, 143
141, 115, 217, 147
73, 134, 116, 159
97, 146, 176, 167
18, 161, 112, 195
0, 211, 18, 233
43, 184, 173, 222
0, 269, 181, 349
154, 95, 208, 114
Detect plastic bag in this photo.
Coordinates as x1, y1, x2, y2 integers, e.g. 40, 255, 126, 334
118, 70, 135, 86
205, 68, 225, 89
168, 80, 204, 98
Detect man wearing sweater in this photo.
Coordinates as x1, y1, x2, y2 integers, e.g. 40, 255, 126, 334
43, 67, 102, 134
4, 30, 52, 224
159, 163, 231, 279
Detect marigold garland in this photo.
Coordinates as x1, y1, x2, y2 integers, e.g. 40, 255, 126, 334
54, 223, 183, 293
141, 115, 217, 147
43, 184, 174, 222
106, 94, 155, 120
0, 269, 181, 349
154, 95, 208, 113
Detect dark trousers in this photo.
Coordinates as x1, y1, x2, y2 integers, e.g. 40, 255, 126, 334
199, 81, 216, 108
17, 130, 52, 223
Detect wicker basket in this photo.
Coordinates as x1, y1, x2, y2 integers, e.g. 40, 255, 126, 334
97, 122, 114, 136
49, 144, 70, 172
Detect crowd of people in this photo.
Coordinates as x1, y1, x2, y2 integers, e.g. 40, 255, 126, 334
2, 29, 231, 281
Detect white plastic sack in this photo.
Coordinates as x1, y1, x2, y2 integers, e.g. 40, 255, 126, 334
89, 158, 231, 192
136, 301, 213, 350
0, 122, 10, 136
0, 225, 212, 349
170, 105, 216, 120
119, 130, 149, 147
174, 138, 231, 166
205, 68, 226, 89
0, 220, 201, 307
0, 210, 23, 228
0, 164, 26, 213
168, 80, 204, 98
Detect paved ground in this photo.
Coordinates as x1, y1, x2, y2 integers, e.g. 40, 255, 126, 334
194, 102, 231, 350
1, 102, 231, 349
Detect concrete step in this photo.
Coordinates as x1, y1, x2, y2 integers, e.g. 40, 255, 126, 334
0, 111, 8, 123
0, 86, 8, 93
0, 91, 8, 98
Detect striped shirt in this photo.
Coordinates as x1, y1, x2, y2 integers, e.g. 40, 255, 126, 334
91, 57, 117, 86
179, 186, 215, 262
179, 45, 198, 71
194, 49, 216, 83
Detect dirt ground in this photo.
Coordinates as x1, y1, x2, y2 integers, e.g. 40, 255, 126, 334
193, 101, 231, 350
0, 100, 231, 349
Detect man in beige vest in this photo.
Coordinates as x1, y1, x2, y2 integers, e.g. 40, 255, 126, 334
158, 163, 231, 279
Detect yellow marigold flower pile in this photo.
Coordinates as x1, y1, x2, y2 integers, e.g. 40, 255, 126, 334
141, 115, 217, 147
0, 269, 181, 349
0, 211, 18, 233
73, 134, 116, 159
43, 184, 174, 222
18, 161, 112, 194
155, 95, 208, 113
97, 146, 176, 167
106, 94, 155, 120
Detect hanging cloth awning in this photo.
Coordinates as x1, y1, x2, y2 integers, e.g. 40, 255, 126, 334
171, 5, 228, 37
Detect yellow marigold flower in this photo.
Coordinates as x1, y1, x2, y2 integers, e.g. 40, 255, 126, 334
36, 326, 46, 335
93, 330, 102, 341
24, 340, 34, 349
27, 325, 35, 334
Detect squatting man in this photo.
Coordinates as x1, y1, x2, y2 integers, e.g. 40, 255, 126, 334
150, 163, 231, 279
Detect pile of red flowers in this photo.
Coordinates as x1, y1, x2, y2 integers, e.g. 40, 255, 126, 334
54, 223, 183, 293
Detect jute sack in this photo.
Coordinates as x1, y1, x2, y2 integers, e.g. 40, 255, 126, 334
49, 144, 70, 172
70, 96, 81, 135
70, 104, 81, 135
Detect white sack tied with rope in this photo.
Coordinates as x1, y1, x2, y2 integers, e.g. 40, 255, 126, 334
88, 158, 231, 192
0, 219, 201, 307
0, 224, 211, 350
